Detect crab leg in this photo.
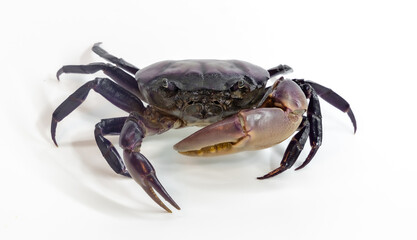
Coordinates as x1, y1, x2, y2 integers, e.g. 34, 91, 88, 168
294, 82, 322, 170
257, 119, 310, 179
57, 62, 140, 96
95, 117, 130, 177
258, 81, 324, 177
295, 79, 357, 133
267, 64, 293, 78
120, 113, 180, 213
92, 42, 140, 75
51, 77, 145, 146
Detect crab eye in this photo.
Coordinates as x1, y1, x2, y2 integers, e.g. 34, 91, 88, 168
159, 78, 178, 97
161, 78, 178, 91
162, 78, 169, 88
230, 79, 248, 91
238, 79, 245, 89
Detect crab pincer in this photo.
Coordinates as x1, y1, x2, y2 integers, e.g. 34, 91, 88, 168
120, 113, 180, 212
174, 79, 311, 177
174, 107, 303, 156
123, 151, 180, 212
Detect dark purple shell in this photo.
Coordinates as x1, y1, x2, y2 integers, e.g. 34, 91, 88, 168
135, 59, 270, 91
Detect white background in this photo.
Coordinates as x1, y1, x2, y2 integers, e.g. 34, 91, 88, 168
1, 0, 416, 239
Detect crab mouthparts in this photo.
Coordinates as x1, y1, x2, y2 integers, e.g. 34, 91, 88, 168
185, 102, 223, 119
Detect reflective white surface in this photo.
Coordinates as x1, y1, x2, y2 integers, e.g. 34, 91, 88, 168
1, 0, 416, 239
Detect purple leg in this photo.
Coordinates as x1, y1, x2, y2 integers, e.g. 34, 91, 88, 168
120, 113, 180, 213
92, 42, 139, 75
51, 77, 145, 146
258, 81, 324, 178
57, 62, 140, 96
303, 80, 357, 133
294, 83, 322, 170
95, 117, 130, 177
267, 64, 293, 78
258, 118, 310, 179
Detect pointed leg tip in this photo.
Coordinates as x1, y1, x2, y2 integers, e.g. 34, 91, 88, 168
170, 201, 181, 211
162, 202, 180, 212
93, 42, 103, 50
346, 108, 357, 134
165, 199, 181, 211
164, 207, 173, 213
352, 120, 357, 134
294, 165, 304, 171
51, 128, 59, 147
295, 147, 319, 171
157, 198, 179, 213
144, 187, 173, 213
257, 172, 277, 180
51, 118, 59, 147
168, 203, 180, 211
258, 166, 288, 180
139, 173, 181, 213
149, 180, 181, 212
56, 69, 62, 81
157, 202, 172, 213
121, 171, 131, 178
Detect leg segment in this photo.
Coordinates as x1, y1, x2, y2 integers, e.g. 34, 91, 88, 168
92, 42, 140, 75
95, 117, 130, 177
295, 83, 323, 170
258, 81, 323, 179
301, 80, 357, 133
257, 118, 310, 179
51, 77, 145, 146
267, 64, 293, 78
120, 113, 180, 213
57, 62, 140, 96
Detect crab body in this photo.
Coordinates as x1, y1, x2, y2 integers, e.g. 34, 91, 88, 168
52, 43, 356, 212
136, 59, 270, 126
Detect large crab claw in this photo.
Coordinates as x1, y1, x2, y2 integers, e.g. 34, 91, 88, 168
173, 108, 303, 156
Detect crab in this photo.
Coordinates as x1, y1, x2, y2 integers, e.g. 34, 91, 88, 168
51, 43, 356, 212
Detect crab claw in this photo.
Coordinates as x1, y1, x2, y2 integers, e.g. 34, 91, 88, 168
174, 108, 303, 156
124, 151, 180, 213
